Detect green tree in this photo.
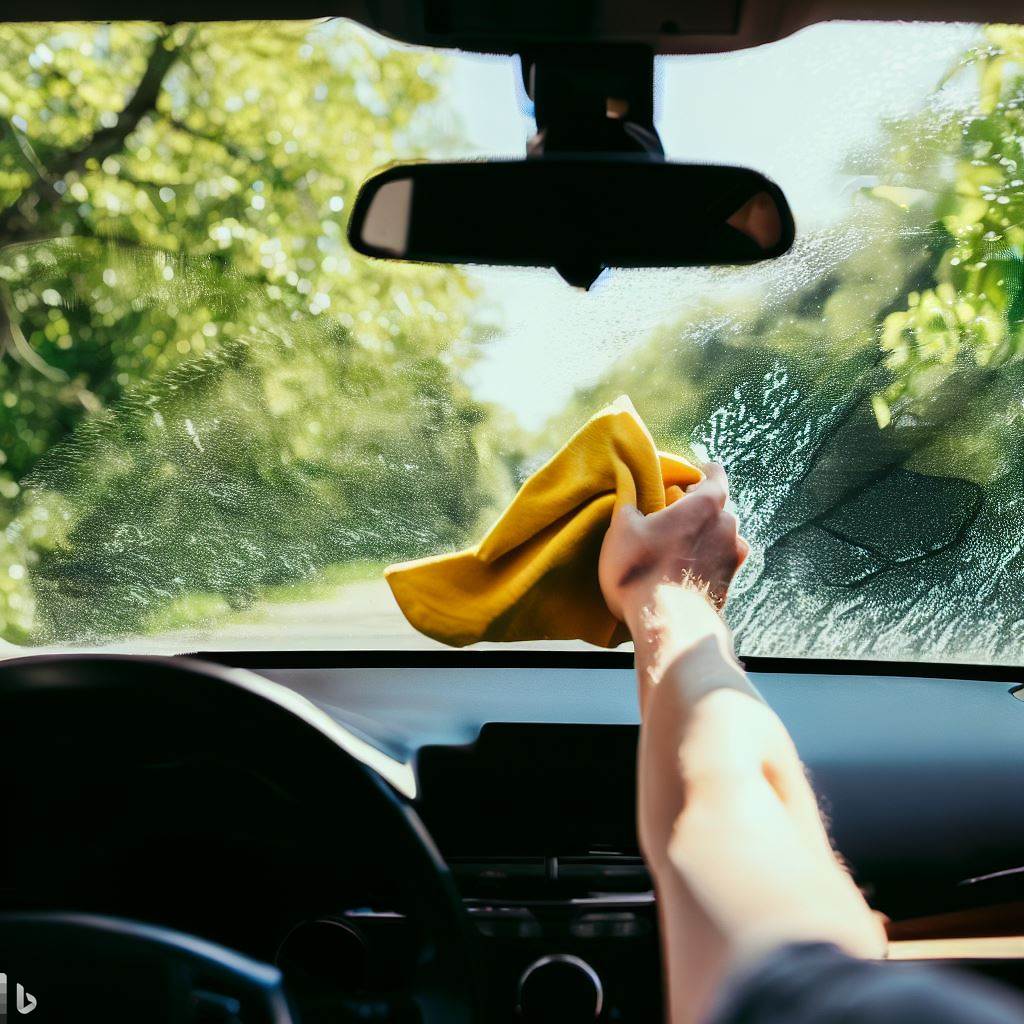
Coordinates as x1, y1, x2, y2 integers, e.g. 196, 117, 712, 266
873, 26, 1024, 423
0, 20, 509, 643
550, 25, 1024, 664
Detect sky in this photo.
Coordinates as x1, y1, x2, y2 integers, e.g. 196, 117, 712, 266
431, 21, 981, 430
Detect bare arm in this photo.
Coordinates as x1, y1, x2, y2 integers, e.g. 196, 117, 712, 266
599, 464, 886, 1024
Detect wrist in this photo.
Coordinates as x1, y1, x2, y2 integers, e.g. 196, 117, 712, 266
623, 578, 725, 644
627, 581, 735, 690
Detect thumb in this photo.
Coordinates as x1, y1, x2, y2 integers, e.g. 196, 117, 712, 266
613, 502, 645, 525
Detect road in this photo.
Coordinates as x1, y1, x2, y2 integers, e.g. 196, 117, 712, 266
3, 577, 594, 657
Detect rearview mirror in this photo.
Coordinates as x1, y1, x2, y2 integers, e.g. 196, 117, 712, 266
348, 157, 795, 288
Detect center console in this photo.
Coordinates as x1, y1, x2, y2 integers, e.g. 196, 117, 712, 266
251, 658, 1024, 1020
417, 723, 662, 1022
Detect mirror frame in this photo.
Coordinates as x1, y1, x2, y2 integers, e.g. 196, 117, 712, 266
347, 157, 796, 274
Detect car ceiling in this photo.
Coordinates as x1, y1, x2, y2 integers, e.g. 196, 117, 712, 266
0, 0, 1022, 52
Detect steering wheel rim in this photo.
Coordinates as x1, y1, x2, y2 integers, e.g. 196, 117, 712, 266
0, 653, 478, 1024
0, 910, 297, 1023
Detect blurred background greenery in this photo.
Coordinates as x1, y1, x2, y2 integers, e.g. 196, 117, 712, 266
551, 25, 1024, 661
0, 21, 526, 643
3, 20, 1024, 657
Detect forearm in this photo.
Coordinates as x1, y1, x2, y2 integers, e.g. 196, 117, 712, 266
625, 583, 767, 1023
625, 582, 885, 1024
626, 581, 857, 883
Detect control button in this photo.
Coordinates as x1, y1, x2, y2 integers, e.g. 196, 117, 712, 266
571, 910, 649, 939
467, 905, 543, 939
518, 954, 603, 1022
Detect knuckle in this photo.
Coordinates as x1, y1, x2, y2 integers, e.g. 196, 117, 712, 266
688, 491, 718, 518
718, 509, 739, 532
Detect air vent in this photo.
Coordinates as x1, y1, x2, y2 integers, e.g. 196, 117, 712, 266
450, 857, 547, 897
449, 855, 651, 899
555, 855, 651, 894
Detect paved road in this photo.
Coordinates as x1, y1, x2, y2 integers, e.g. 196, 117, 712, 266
119, 577, 444, 655
3, 577, 595, 657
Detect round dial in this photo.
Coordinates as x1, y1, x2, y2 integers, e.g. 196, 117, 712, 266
518, 953, 603, 1022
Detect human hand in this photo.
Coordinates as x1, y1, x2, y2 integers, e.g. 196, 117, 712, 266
598, 462, 750, 631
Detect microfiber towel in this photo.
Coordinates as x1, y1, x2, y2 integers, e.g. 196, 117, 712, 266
385, 395, 703, 648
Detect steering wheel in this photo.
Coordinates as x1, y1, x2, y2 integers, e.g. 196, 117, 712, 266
0, 655, 478, 1024
0, 911, 296, 1023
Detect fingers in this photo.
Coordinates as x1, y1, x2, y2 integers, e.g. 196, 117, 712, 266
714, 509, 749, 566
612, 503, 647, 537
667, 461, 729, 524
737, 535, 751, 565
702, 473, 750, 567
685, 461, 728, 492
698, 460, 729, 495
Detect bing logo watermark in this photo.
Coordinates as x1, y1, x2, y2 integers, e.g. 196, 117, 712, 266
0, 975, 37, 1017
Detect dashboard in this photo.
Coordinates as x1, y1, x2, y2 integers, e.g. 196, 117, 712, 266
7, 650, 1024, 1022
221, 652, 1024, 1022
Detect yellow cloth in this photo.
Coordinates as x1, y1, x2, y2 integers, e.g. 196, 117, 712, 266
385, 395, 702, 648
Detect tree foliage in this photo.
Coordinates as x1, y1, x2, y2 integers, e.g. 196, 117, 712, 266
553, 25, 1024, 663
0, 20, 510, 643
872, 26, 1024, 422
7, 21, 1024, 660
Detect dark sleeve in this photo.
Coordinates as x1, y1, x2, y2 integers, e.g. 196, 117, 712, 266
707, 942, 1024, 1024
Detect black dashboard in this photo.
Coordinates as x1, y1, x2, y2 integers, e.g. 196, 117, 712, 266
251, 656, 1024, 913
224, 653, 1024, 1021
8, 651, 1024, 1023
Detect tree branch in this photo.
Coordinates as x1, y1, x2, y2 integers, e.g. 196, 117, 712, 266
0, 285, 68, 382
164, 115, 263, 165
0, 27, 190, 244
1, 117, 53, 184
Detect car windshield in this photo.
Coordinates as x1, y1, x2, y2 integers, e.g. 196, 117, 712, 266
1, 18, 1022, 662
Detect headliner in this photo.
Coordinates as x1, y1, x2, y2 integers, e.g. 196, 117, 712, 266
0, 0, 1020, 54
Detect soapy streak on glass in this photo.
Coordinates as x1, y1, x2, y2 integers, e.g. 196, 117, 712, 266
2, 19, 1024, 665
